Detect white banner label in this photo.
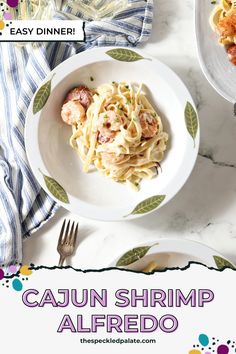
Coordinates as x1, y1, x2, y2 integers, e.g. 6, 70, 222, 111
0, 20, 85, 42
0, 264, 235, 354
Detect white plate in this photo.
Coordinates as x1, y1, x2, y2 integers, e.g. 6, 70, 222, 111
25, 47, 199, 221
195, 0, 236, 103
113, 239, 235, 270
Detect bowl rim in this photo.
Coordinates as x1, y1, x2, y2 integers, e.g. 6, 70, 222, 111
111, 238, 234, 269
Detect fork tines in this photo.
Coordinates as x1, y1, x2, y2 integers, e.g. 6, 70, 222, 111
58, 219, 79, 246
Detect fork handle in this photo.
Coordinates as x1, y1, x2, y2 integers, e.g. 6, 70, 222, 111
58, 256, 66, 267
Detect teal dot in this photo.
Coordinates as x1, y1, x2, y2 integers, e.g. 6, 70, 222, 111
199, 334, 209, 347
12, 278, 23, 291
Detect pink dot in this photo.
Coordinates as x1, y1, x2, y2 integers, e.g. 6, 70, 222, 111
7, 0, 19, 8
8, 265, 17, 273
217, 345, 229, 354
0, 269, 4, 280
3, 12, 13, 20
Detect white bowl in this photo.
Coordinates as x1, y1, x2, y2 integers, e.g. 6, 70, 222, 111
25, 47, 200, 221
113, 239, 235, 271
195, 0, 236, 103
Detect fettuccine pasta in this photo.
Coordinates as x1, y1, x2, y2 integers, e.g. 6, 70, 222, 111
61, 82, 168, 191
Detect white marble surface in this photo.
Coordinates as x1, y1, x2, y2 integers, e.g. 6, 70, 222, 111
23, 0, 236, 268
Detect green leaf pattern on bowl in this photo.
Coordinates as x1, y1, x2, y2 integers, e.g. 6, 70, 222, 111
184, 101, 198, 148
42, 173, 69, 204
213, 256, 235, 270
116, 245, 158, 267
127, 195, 166, 216
33, 74, 55, 114
106, 48, 147, 62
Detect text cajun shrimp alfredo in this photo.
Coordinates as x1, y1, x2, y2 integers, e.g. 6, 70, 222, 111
61, 82, 168, 190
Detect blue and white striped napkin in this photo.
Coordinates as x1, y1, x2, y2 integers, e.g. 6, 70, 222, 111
0, 0, 153, 265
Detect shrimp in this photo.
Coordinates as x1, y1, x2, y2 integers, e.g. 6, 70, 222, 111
97, 111, 123, 144
228, 44, 236, 65
61, 100, 86, 126
217, 14, 236, 37
65, 86, 93, 110
139, 112, 158, 138
98, 129, 116, 144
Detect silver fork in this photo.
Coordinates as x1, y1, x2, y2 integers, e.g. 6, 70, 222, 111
57, 219, 79, 266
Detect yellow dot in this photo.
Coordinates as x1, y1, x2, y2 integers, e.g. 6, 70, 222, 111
0, 20, 5, 30
20, 265, 33, 276
189, 350, 201, 354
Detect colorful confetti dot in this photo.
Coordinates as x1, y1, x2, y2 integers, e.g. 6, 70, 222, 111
7, 0, 18, 7
8, 265, 18, 274
199, 334, 209, 347
0, 20, 5, 30
3, 12, 12, 20
0, 268, 4, 280
20, 265, 32, 276
189, 350, 201, 354
205, 352, 212, 354
12, 278, 23, 291
217, 345, 229, 354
